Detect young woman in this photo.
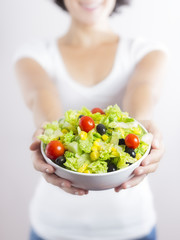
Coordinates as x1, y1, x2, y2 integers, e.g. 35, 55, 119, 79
14, 0, 167, 239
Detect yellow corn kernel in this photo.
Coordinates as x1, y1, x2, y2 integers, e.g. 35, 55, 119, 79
62, 129, 68, 134
84, 170, 91, 174
94, 139, 100, 146
64, 145, 68, 150
102, 135, 109, 141
80, 131, 87, 140
78, 163, 88, 173
133, 128, 142, 135
136, 153, 142, 160
112, 151, 119, 157
90, 151, 100, 161
97, 145, 102, 150
91, 146, 98, 152
111, 147, 117, 152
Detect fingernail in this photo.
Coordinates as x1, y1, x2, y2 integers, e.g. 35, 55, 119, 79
124, 184, 131, 189
45, 168, 50, 173
75, 192, 79, 195
61, 182, 65, 187
154, 139, 160, 149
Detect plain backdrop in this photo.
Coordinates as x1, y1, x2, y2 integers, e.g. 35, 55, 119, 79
0, 0, 180, 239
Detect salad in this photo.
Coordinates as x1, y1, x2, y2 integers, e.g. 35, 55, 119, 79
38, 105, 152, 174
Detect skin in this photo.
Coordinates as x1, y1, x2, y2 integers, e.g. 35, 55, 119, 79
15, 0, 167, 195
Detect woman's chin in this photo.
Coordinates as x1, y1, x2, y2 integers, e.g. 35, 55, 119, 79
74, 15, 106, 26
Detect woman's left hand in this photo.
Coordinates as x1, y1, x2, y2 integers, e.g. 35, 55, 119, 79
114, 120, 165, 192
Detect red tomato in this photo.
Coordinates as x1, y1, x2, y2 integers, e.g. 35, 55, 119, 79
91, 108, 105, 115
79, 116, 95, 132
45, 140, 65, 160
125, 134, 140, 149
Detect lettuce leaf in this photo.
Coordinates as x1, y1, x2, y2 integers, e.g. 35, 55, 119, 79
64, 153, 91, 172
88, 161, 107, 174
78, 130, 94, 153
135, 141, 149, 155
117, 151, 136, 169
63, 131, 75, 144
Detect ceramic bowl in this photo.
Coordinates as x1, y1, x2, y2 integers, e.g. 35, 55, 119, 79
41, 121, 151, 191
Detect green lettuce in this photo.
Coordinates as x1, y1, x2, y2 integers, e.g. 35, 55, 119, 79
117, 151, 136, 169
38, 124, 63, 144
79, 130, 94, 153
63, 131, 75, 144
78, 106, 92, 116
88, 161, 108, 174
64, 153, 91, 172
135, 141, 149, 155
38, 104, 151, 174
65, 141, 82, 155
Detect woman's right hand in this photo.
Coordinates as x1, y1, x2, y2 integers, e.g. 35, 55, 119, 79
30, 124, 88, 196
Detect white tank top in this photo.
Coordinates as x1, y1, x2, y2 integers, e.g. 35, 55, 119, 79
13, 36, 167, 240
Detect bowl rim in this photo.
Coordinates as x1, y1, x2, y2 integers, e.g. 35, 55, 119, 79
41, 119, 151, 177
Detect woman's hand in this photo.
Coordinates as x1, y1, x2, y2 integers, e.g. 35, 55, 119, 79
115, 120, 165, 192
30, 124, 88, 196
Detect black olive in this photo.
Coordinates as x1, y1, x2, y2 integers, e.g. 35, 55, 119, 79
118, 138, 125, 145
96, 124, 106, 135
107, 163, 117, 172
125, 147, 136, 158
78, 115, 84, 119
55, 156, 66, 166
126, 162, 133, 165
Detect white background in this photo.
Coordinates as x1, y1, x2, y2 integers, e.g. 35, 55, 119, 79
0, 0, 180, 239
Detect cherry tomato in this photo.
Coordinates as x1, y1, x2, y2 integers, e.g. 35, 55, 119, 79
79, 116, 95, 132
45, 140, 65, 161
91, 108, 105, 114
125, 134, 140, 149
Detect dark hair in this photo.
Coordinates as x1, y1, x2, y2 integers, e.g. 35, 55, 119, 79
54, 0, 130, 14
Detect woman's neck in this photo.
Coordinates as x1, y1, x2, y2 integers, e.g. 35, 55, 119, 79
63, 18, 118, 48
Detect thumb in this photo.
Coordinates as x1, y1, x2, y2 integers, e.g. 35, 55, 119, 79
30, 122, 49, 151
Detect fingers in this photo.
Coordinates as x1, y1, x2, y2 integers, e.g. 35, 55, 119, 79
32, 150, 55, 174
30, 141, 41, 151
141, 143, 165, 166
43, 173, 71, 188
30, 122, 49, 151
30, 122, 88, 196
142, 120, 163, 149
30, 129, 43, 151
62, 186, 89, 196
32, 144, 88, 196
43, 173, 88, 196
134, 163, 159, 176
115, 174, 146, 192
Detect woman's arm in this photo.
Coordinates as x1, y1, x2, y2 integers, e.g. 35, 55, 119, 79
123, 50, 167, 120
115, 50, 167, 191
15, 58, 62, 127
15, 58, 88, 195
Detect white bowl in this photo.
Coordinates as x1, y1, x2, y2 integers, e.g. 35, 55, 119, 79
41, 121, 151, 191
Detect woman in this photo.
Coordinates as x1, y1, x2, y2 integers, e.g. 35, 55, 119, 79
14, 0, 167, 239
